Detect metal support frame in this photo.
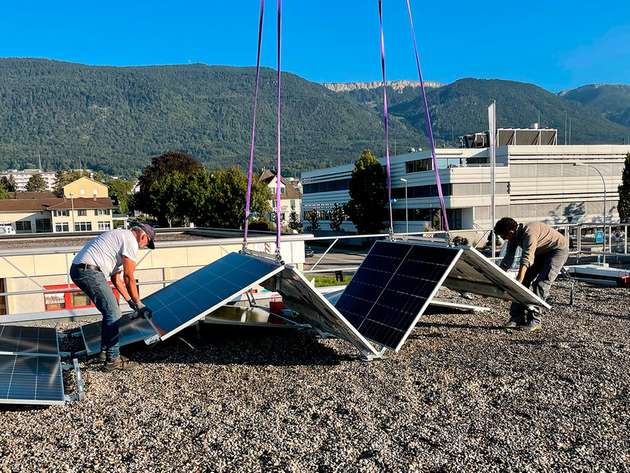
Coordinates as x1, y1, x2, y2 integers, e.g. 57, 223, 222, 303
62, 358, 85, 402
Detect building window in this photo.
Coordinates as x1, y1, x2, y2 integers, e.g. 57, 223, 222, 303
55, 222, 70, 232
77, 209, 88, 217
44, 292, 66, 311
15, 221, 32, 233
74, 222, 92, 232
97, 221, 111, 231
95, 209, 111, 216
35, 219, 52, 233
43, 284, 120, 311
53, 210, 70, 217
303, 179, 351, 194
405, 159, 432, 173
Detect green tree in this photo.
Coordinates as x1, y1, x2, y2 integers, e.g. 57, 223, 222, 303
345, 149, 387, 234
201, 166, 271, 229
134, 151, 206, 226
106, 178, 135, 214
305, 210, 320, 232
329, 203, 345, 232
0, 184, 8, 200
618, 153, 630, 222
26, 173, 46, 192
0, 176, 16, 192
288, 211, 302, 232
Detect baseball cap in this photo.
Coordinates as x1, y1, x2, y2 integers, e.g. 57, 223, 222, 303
135, 222, 156, 249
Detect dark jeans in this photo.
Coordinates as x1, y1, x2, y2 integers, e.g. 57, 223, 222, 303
70, 265, 121, 359
510, 247, 569, 321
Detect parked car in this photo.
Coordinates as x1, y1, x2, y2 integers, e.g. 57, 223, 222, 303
305, 246, 315, 258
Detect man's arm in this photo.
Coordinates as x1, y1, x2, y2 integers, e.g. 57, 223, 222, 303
110, 271, 131, 303
122, 256, 141, 305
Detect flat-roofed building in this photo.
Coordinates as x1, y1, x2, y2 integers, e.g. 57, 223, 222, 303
0, 178, 114, 233
0, 169, 57, 191
302, 144, 630, 232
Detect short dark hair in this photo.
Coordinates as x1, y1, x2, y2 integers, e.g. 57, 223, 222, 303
494, 217, 518, 236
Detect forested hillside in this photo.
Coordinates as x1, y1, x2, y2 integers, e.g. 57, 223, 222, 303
562, 84, 630, 129
337, 79, 630, 146
0, 59, 423, 176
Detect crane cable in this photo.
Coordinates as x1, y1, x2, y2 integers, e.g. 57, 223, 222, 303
404, 0, 450, 235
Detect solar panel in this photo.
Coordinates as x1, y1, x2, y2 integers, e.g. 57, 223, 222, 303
0, 325, 59, 356
444, 246, 551, 309
261, 267, 380, 358
79, 252, 284, 354
0, 354, 65, 405
80, 316, 158, 356
335, 241, 462, 351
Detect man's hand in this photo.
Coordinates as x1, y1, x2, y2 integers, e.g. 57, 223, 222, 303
128, 300, 153, 319
516, 265, 528, 284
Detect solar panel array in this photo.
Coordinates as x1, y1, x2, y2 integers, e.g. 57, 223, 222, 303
79, 252, 284, 353
0, 325, 66, 405
0, 325, 59, 356
0, 354, 65, 405
335, 241, 462, 351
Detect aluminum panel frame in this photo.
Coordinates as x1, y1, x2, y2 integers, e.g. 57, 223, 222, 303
444, 246, 551, 309
261, 266, 380, 358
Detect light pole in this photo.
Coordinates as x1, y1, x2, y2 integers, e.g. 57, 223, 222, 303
400, 178, 408, 235
574, 163, 607, 264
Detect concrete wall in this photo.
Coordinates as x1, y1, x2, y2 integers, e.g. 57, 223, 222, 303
0, 236, 307, 316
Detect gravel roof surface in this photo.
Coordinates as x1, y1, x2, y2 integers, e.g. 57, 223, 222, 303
0, 280, 628, 472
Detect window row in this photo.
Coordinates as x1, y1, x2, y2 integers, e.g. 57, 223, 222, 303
52, 209, 111, 217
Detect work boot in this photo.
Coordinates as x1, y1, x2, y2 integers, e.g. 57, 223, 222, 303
103, 355, 134, 372
504, 315, 525, 329
519, 318, 542, 332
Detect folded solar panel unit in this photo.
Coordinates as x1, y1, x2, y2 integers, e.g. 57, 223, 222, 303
0, 326, 66, 405
80, 252, 284, 355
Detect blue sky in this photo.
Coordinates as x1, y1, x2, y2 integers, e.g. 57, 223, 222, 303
1, 0, 629, 91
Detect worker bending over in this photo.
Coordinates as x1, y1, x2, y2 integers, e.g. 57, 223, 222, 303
495, 217, 569, 332
70, 223, 156, 370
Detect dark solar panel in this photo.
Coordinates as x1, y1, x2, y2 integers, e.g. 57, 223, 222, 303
0, 325, 59, 356
0, 354, 65, 405
79, 252, 283, 353
335, 241, 462, 351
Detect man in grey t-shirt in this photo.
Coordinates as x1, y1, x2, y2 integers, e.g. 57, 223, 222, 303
70, 223, 156, 371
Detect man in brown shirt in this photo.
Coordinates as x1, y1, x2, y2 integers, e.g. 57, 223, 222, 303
495, 217, 569, 332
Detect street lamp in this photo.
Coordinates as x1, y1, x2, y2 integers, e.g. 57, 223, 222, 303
574, 162, 607, 264
400, 178, 408, 235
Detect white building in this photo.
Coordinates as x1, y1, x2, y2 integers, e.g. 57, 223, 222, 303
0, 169, 57, 191
302, 144, 630, 232
259, 170, 302, 226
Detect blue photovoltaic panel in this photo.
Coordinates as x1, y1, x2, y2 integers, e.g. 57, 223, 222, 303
79, 252, 283, 353
80, 316, 158, 356
335, 241, 461, 351
0, 354, 65, 405
0, 325, 59, 356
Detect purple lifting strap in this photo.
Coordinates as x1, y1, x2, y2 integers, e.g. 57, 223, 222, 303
405, 0, 449, 232
243, 0, 265, 249
275, 0, 282, 256
378, 0, 394, 234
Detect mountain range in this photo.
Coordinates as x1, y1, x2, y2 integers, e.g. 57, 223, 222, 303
0, 58, 628, 177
